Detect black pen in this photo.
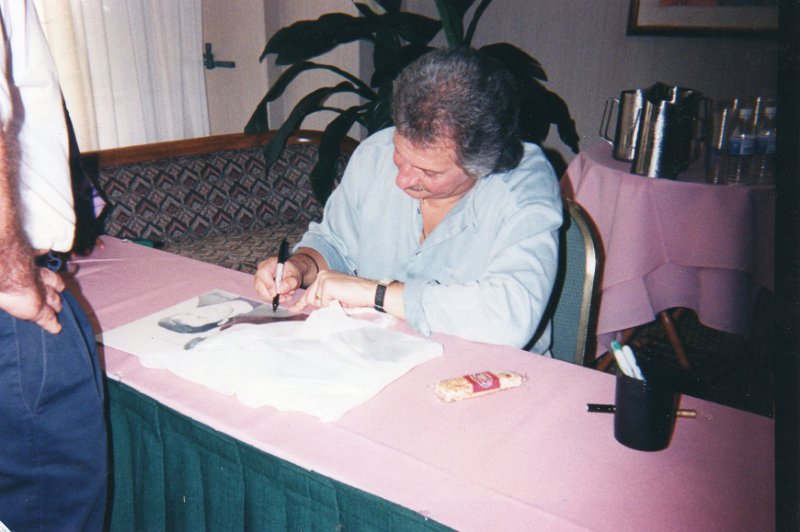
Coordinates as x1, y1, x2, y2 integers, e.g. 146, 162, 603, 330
586, 403, 697, 418
273, 238, 289, 312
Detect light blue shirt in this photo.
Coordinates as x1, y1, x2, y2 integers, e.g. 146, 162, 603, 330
298, 127, 562, 352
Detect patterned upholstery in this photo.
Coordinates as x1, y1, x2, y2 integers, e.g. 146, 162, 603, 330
165, 222, 310, 274
92, 134, 352, 273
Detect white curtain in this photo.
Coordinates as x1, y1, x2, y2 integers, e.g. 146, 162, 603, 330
34, 0, 209, 150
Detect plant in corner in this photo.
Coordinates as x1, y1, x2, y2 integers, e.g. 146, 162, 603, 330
245, 0, 580, 205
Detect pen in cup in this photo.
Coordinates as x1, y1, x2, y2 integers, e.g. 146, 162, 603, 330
622, 345, 645, 380
273, 238, 290, 312
586, 403, 697, 418
610, 341, 645, 380
610, 341, 634, 378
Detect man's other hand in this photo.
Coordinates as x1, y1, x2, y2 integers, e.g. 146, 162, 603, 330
0, 260, 64, 334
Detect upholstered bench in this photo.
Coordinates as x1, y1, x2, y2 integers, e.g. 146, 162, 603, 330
82, 131, 356, 273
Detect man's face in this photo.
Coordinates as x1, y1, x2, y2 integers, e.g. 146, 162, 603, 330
392, 132, 476, 201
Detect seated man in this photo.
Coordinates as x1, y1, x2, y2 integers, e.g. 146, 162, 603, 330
254, 47, 562, 352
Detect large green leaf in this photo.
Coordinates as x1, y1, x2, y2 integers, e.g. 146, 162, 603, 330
372, 23, 403, 73
364, 89, 393, 134
371, 42, 434, 88
378, 12, 441, 46
372, 0, 401, 12
434, 0, 465, 45
264, 62, 376, 103
310, 109, 362, 204
354, 2, 380, 18
464, 0, 494, 45
261, 82, 363, 169
261, 14, 377, 64
519, 88, 580, 153
354, 0, 401, 17
479, 43, 547, 82
244, 92, 270, 133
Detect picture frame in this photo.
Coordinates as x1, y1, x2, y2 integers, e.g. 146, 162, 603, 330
627, 0, 778, 36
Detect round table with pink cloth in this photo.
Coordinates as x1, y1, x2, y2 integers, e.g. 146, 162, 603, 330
562, 143, 774, 358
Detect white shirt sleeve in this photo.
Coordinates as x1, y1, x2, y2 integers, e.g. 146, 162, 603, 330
0, 0, 73, 252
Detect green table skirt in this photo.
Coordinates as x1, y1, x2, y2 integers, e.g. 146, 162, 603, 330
107, 380, 451, 531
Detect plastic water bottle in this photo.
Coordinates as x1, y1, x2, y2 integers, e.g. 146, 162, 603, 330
754, 105, 776, 184
725, 107, 755, 184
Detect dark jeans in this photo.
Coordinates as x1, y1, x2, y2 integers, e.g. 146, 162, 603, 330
0, 290, 108, 531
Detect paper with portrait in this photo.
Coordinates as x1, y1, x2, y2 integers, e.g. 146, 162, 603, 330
98, 289, 297, 358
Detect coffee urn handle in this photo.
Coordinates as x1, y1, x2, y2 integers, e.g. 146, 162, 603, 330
600, 98, 620, 143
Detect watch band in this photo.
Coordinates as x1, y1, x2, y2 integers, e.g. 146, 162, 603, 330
374, 279, 395, 313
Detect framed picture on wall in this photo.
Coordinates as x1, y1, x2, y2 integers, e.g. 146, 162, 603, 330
628, 0, 778, 36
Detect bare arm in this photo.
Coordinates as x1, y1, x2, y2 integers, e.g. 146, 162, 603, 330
289, 270, 405, 319
0, 129, 63, 333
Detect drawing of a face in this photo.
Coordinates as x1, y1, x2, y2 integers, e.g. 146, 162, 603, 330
158, 299, 255, 333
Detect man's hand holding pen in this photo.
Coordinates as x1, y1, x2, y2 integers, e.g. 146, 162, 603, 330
254, 246, 404, 317
272, 239, 290, 312
254, 245, 322, 307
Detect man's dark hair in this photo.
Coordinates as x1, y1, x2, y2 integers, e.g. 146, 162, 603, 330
391, 47, 523, 178
157, 317, 221, 334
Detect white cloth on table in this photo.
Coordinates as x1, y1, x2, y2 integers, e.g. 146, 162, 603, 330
134, 303, 442, 422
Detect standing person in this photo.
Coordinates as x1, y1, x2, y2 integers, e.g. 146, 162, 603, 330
255, 47, 562, 352
0, 1, 108, 530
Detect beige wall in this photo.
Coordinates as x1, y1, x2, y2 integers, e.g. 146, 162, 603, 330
202, 0, 777, 162
202, 0, 269, 135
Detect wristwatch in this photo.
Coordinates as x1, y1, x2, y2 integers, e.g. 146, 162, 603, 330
374, 279, 396, 313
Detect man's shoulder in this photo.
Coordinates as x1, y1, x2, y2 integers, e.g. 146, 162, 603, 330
357, 127, 395, 151
489, 143, 559, 200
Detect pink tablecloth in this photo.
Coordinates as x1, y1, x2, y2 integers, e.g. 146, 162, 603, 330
563, 144, 774, 356
65, 237, 774, 531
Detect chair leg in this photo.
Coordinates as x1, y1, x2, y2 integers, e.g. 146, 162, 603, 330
595, 354, 614, 372
658, 310, 691, 370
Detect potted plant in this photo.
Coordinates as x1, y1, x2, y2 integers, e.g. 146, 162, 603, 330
245, 0, 579, 205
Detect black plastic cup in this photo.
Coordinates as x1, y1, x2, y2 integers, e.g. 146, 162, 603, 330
614, 374, 678, 451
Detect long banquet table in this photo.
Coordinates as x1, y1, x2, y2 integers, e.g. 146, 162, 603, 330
65, 237, 774, 531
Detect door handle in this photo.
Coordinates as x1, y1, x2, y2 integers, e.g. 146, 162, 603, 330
203, 43, 235, 70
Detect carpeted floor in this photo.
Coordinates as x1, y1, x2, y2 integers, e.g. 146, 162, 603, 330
590, 292, 775, 418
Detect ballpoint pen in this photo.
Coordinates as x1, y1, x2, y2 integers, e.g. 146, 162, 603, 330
273, 238, 289, 312
586, 403, 697, 418
622, 345, 645, 381
610, 341, 635, 378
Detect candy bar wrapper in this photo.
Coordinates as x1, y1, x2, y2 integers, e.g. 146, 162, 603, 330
434, 370, 526, 402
